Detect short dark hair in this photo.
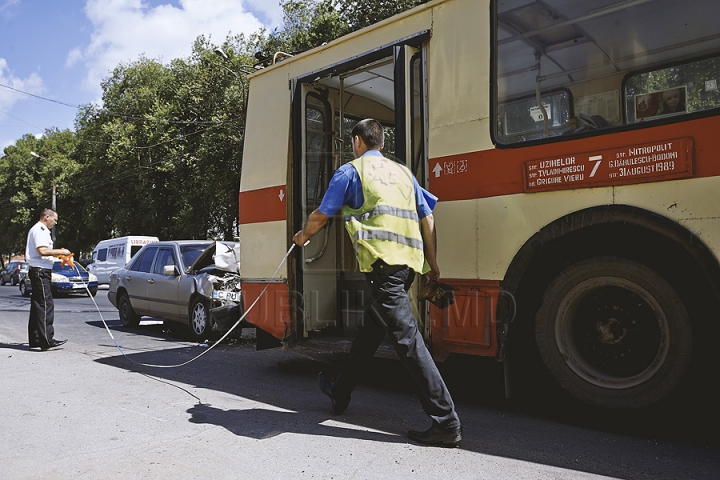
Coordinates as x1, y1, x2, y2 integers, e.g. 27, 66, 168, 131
351, 118, 384, 150
40, 208, 56, 219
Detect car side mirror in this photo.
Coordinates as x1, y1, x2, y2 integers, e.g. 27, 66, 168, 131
163, 265, 177, 276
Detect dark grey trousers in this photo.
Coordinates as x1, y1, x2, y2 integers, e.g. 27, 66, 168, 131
335, 260, 460, 429
28, 268, 55, 348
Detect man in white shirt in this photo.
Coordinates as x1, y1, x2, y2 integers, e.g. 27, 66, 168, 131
26, 208, 71, 350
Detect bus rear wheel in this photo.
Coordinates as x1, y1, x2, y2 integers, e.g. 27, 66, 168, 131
535, 257, 692, 409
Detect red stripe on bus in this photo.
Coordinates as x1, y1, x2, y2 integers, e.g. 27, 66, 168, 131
238, 116, 720, 223
429, 116, 720, 201
239, 185, 287, 224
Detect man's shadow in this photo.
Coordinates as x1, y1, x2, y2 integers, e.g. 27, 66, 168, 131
187, 403, 408, 444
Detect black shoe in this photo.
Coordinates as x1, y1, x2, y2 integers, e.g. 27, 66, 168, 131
41, 339, 67, 351
407, 424, 462, 446
318, 372, 350, 415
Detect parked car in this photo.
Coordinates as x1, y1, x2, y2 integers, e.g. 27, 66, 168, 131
108, 240, 242, 342
19, 260, 99, 297
1, 261, 28, 286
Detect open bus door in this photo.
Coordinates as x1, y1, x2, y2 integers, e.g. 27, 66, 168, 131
292, 38, 430, 342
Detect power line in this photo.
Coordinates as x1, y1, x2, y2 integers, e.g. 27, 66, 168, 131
0, 83, 80, 108
0, 81, 243, 126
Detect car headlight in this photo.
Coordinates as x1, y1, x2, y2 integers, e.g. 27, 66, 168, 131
88, 273, 98, 281
51, 274, 69, 282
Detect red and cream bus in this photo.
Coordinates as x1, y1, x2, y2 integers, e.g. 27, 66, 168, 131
236, 0, 720, 409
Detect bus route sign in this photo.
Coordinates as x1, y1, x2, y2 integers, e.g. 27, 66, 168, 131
524, 137, 694, 193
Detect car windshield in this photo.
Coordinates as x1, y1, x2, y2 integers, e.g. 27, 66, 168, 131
180, 243, 212, 268
52, 262, 87, 274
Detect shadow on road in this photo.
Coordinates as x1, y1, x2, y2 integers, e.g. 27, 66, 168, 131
90, 335, 720, 480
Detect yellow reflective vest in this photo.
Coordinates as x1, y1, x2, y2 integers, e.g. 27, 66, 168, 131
342, 155, 429, 273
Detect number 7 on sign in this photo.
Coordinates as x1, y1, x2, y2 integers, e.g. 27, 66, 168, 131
588, 155, 602, 178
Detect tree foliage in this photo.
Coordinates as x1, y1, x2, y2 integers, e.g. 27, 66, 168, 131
0, 0, 424, 263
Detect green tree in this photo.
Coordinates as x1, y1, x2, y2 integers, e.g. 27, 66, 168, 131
0, 129, 79, 261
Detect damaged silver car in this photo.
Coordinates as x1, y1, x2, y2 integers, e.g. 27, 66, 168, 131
108, 240, 243, 342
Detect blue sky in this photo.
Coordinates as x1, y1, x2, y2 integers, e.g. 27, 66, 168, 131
0, 0, 283, 151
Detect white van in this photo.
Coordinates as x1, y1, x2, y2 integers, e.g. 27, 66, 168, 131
87, 236, 159, 284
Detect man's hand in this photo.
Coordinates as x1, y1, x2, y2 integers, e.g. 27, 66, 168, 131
293, 209, 330, 247
423, 262, 440, 285
293, 230, 310, 247
420, 213, 439, 285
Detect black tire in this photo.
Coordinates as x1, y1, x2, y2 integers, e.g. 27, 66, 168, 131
89, 289, 98, 297
19, 282, 29, 297
535, 257, 692, 409
188, 298, 212, 342
0, 277, 6, 286
118, 293, 141, 327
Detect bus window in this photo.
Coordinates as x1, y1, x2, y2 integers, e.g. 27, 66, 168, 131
625, 55, 720, 123
498, 90, 571, 143
495, 0, 720, 145
305, 91, 333, 211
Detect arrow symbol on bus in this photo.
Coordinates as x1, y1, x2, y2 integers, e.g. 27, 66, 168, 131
433, 163, 443, 178
279, 189, 285, 201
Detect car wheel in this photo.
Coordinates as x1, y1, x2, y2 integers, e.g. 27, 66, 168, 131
0, 277, 6, 286
89, 289, 98, 297
19, 282, 29, 297
11, 277, 17, 286
188, 298, 212, 342
118, 293, 141, 327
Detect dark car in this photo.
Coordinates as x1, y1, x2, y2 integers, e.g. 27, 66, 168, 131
108, 240, 241, 342
1, 261, 28, 286
20, 260, 99, 297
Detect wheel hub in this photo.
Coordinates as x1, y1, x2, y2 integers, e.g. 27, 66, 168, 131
595, 316, 627, 345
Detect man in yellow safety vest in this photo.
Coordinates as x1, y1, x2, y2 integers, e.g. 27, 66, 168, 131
293, 118, 462, 446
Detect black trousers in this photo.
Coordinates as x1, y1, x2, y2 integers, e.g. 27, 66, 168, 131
335, 260, 460, 429
28, 268, 55, 348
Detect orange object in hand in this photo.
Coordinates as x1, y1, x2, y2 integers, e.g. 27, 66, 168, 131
58, 252, 75, 268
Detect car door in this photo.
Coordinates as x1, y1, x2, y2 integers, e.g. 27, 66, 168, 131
145, 246, 182, 320
124, 245, 159, 315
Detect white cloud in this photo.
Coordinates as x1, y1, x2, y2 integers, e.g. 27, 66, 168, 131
244, 0, 284, 27
0, 58, 46, 112
68, 0, 284, 94
0, 0, 20, 16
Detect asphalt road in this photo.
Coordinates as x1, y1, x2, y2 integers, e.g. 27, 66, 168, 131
0, 285, 718, 479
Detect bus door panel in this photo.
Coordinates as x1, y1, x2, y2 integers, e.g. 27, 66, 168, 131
300, 85, 338, 333
396, 44, 430, 333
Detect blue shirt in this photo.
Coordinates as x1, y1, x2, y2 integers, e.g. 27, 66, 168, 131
318, 150, 437, 218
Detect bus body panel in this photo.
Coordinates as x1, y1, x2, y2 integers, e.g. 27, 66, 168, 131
238, 0, 720, 408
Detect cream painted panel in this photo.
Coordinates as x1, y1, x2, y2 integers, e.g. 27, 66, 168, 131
428, 0, 492, 159
242, 71, 291, 192
435, 187, 615, 280
242, 3, 441, 193
479, 188, 615, 279
429, 118, 495, 160
239, 221, 289, 279
614, 177, 720, 259
434, 200, 479, 279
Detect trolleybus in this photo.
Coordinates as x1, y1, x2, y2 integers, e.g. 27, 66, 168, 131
236, 0, 720, 409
